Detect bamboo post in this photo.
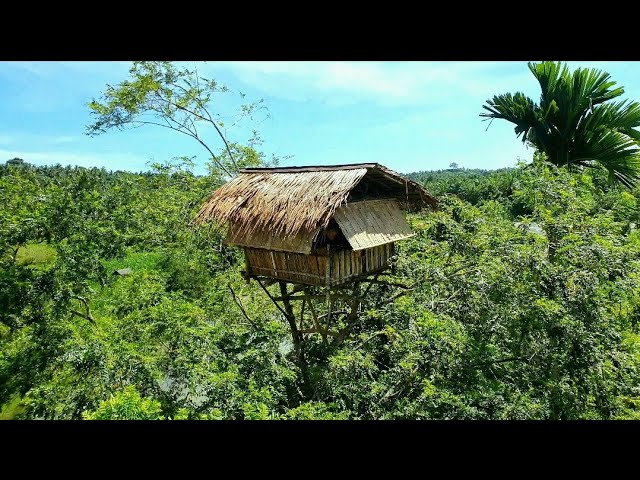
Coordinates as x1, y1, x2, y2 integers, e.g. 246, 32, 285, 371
299, 297, 307, 334
336, 282, 361, 344
325, 245, 331, 289
305, 287, 327, 343
243, 248, 251, 284
278, 281, 302, 350
325, 245, 332, 327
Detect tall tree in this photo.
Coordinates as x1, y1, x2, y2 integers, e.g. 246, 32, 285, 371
481, 61, 640, 187
86, 62, 267, 177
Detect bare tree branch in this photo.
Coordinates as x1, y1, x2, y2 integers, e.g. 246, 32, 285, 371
71, 295, 95, 324
228, 284, 259, 331
174, 78, 239, 172
126, 120, 231, 176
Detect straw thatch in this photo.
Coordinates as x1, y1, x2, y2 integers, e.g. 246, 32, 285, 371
195, 163, 437, 240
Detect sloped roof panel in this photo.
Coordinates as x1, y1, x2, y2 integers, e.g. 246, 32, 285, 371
333, 199, 415, 251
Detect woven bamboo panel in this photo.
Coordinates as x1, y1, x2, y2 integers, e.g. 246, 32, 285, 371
333, 199, 414, 250
246, 247, 325, 285
246, 243, 396, 287
227, 223, 317, 254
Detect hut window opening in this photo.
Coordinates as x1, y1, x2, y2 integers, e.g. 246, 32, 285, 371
348, 177, 397, 203
313, 218, 350, 251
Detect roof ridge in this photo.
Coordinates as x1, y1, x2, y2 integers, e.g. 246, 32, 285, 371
240, 163, 380, 173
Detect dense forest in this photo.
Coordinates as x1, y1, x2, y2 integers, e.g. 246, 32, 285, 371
2, 155, 640, 419
3, 59, 640, 420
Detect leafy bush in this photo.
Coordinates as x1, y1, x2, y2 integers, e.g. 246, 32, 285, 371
83, 386, 164, 420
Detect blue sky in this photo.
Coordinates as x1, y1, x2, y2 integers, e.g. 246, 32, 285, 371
1, 61, 639, 175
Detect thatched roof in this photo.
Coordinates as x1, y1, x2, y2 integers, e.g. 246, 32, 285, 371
195, 163, 437, 240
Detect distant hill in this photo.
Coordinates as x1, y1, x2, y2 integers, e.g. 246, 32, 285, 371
405, 167, 519, 206
406, 167, 515, 183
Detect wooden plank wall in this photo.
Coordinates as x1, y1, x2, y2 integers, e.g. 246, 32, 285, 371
245, 247, 325, 285
245, 243, 395, 287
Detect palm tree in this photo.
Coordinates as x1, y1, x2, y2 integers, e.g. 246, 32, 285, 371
481, 61, 640, 187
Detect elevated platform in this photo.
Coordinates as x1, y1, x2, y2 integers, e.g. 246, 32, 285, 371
243, 243, 396, 287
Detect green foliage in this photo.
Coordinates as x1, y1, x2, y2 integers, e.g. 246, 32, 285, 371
82, 386, 164, 420
299, 158, 640, 419
408, 168, 520, 208
157, 252, 211, 300
283, 402, 350, 420
0, 395, 26, 420
2, 156, 640, 420
4, 60, 637, 419
87, 62, 268, 178
102, 251, 164, 276
15, 243, 56, 267
482, 61, 640, 187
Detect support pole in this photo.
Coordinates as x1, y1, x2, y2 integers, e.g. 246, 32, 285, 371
325, 245, 332, 326
279, 281, 302, 350
336, 282, 362, 344
305, 287, 327, 343
326, 296, 333, 332
256, 277, 300, 350
299, 298, 307, 334
243, 248, 251, 284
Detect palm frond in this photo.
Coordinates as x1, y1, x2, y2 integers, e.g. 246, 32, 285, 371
574, 130, 640, 187
481, 92, 539, 143
483, 61, 640, 187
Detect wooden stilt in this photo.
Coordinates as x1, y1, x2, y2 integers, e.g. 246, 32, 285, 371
278, 281, 301, 348
243, 248, 251, 284
299, 298, 307, 336
336, 282, 361, 344
252, 264, 410, 345
305, 288, 327, 343
326, 296, 333, 332
256, 277, 301, 351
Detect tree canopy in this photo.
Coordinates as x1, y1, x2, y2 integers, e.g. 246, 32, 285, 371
2, 157, 640, 419
86, 62, 269, 177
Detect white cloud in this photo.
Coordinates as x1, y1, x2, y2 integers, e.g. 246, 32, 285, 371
0, 133, 81, 146
205, 61, 532, 106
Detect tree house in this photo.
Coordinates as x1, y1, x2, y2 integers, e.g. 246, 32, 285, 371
196, 163, 437, 347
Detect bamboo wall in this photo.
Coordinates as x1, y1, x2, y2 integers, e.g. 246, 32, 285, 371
245, 243, 395, 286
